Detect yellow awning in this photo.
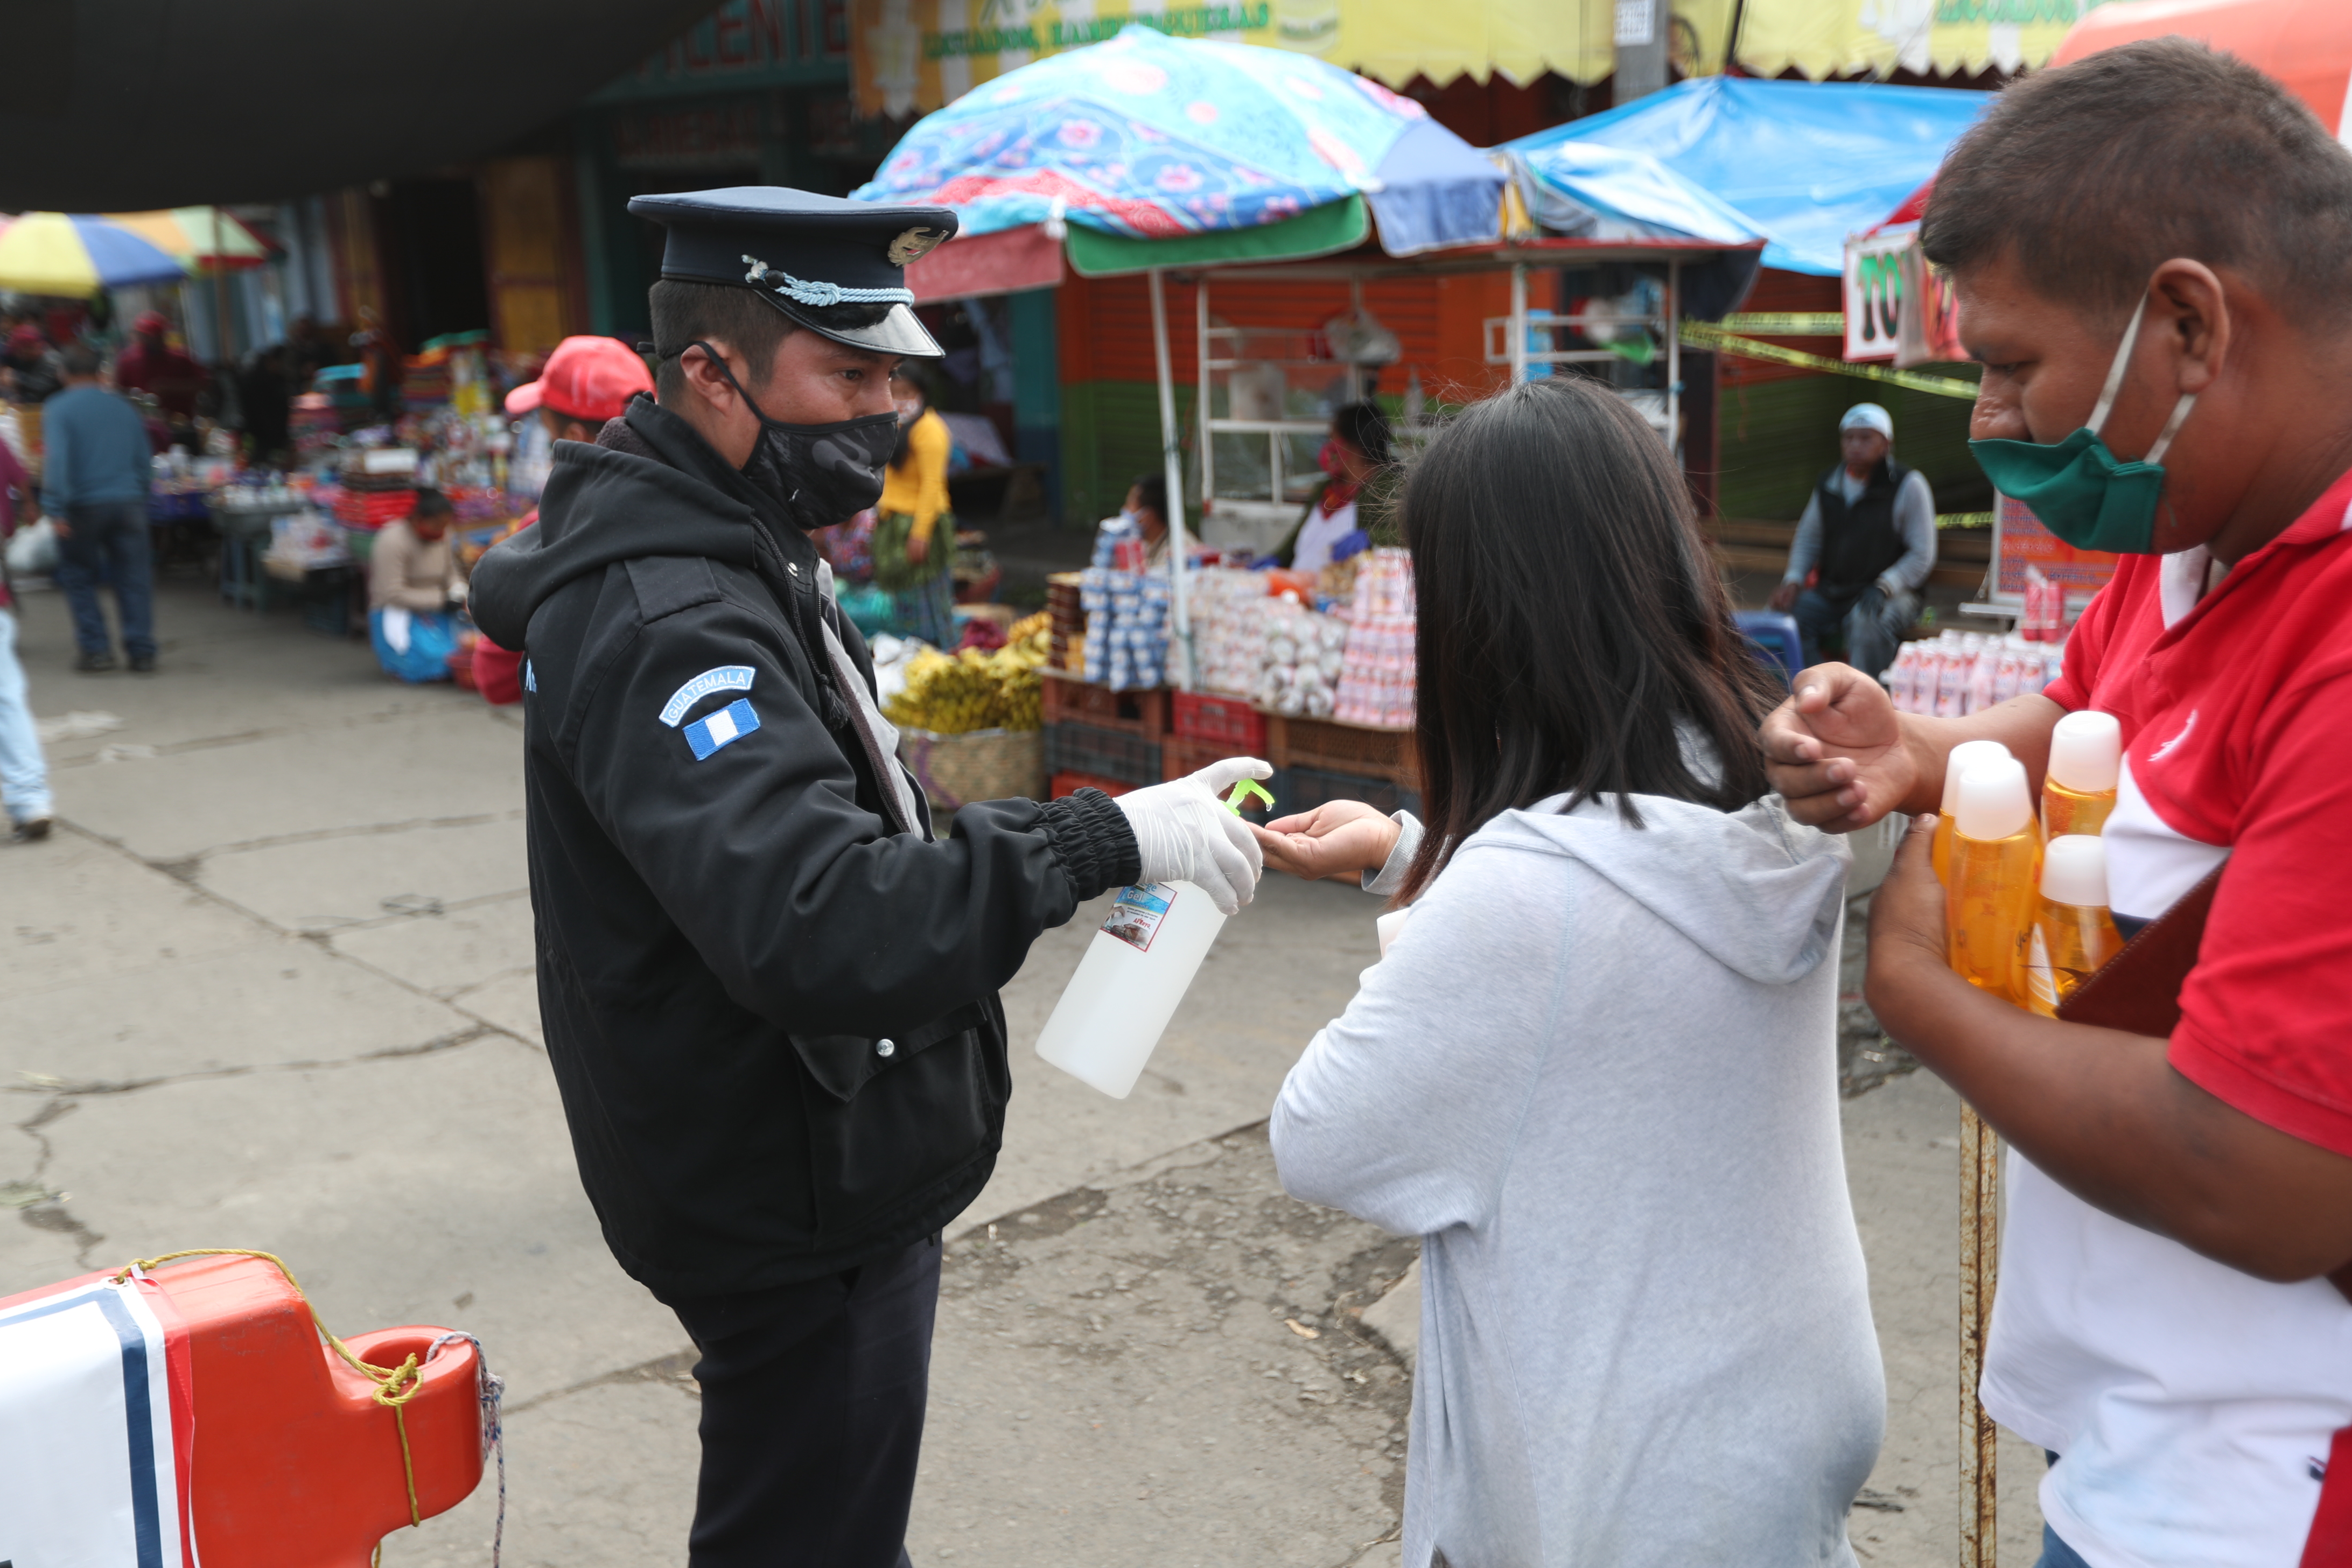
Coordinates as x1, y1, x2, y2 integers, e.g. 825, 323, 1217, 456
851, 0, 1735, 118
1729, 0, 2096, 82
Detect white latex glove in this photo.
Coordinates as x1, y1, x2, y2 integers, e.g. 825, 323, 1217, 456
1113, 755, 1272, 915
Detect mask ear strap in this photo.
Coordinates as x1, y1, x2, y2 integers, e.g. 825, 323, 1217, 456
2087, 293, 2152, 437
2144, 391, 2197, 465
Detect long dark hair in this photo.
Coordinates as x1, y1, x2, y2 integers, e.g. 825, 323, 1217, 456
1397, 376, 1778, 903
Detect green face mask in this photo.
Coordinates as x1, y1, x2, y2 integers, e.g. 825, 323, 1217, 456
1967, 293, 2197, 555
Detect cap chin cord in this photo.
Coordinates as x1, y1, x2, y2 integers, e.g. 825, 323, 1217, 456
741, 254, 913, 309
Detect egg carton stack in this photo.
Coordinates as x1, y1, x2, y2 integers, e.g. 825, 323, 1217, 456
1333, 548, 1417, 729
1188, 568, 1273, 697
1251, 599, 1349, 718
1079, 568, 1171, 691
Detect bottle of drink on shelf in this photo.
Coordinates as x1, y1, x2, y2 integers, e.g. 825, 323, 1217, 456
1946, 757, 2042, 1002
1932, 739, 2017, 884
2023, 835, 2125, 1017
2043, 709, 2122, 839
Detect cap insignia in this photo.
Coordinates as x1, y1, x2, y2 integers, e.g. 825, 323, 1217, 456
741, 254, 914, 310
886, 227, 949, 267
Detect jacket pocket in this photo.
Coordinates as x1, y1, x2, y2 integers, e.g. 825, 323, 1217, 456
790, 999, 1009, 1237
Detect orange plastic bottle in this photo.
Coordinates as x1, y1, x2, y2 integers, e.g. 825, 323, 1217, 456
2043, 709, 2122, 839
1947, 757, 2040, 1002
1932, 739, 2017, 885
2024, 835, 2125, 1017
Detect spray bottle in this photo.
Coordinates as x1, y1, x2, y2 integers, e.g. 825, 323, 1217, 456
1947, 757, 2041, 1002
1035, 778, 1277, 1098
2023, 835, 2125, 1017
1932, 739, 2016, 885
2043, 709, 2122, 839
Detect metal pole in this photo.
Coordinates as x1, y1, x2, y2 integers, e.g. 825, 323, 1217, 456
1509, 262, 1529, 387
1147, 267, 1193, 688
1665, 258, 1682, 454
1959, 1103, 2000, 1568
1196, 275, 1213, 542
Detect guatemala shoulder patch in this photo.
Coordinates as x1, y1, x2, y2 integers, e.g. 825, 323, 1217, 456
683, 697, 760, 760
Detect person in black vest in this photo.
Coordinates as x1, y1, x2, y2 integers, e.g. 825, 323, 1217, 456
468, 188, 1269, 1567
1768, 402, 1936, 677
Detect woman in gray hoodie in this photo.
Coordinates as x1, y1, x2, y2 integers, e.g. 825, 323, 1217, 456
1261, 376, 1884, 1567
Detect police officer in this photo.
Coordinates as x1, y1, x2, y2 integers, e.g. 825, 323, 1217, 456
470, 188, 1269, 1566
1768, 402, 1937, 677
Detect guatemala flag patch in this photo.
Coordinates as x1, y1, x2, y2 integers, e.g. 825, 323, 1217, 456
683, 698, 760, 760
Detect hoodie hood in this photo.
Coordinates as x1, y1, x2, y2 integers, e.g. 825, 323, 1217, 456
470, 396, 779, 650
1474, 789, 1851, 986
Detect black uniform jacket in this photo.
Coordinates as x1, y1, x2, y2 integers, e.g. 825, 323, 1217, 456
471, 396, 1139, 1299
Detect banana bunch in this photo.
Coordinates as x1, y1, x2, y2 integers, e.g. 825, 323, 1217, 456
884, 644, 1043, 734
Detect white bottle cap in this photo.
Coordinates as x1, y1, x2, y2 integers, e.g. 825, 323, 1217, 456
1940, 739, 2015, 817
2040, 835, 2111, 907
1955, 756, 2033, 841
2048, 709, 2122, 794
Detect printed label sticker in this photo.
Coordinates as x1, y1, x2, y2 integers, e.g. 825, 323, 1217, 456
1100, 882, 1175, 953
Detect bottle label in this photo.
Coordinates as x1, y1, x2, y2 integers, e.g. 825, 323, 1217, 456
2026, 925, 2058, 1013
1101, 882, 1176, 953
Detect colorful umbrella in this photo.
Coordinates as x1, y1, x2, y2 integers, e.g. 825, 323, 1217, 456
0, 212, 190, 297
105, 208, 272, 272
856, 25, 1502, 259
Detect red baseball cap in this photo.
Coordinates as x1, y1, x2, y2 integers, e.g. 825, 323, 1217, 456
134, 310, 171, 336
505, 336, 654, 425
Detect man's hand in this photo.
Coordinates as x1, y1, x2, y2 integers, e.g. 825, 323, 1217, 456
1864, 815, 1950, 984
1252, 800, 1401, 883
1767, 579, 1800, 614
1113, 755, 1271, 915
1761, 662, 1918, 832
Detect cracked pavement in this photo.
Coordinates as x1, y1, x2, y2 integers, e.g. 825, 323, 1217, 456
4, 578, 2045, 1564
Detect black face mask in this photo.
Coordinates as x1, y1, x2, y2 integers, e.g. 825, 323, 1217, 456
690, 340, 899, 531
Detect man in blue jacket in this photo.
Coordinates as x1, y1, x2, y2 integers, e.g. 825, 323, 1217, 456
43, 345, 158, 673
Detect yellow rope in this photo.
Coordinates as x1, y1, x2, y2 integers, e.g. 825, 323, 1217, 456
111, 1248, 426, 1553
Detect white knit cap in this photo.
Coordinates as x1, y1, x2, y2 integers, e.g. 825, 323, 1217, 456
1840, 402, 1894, 439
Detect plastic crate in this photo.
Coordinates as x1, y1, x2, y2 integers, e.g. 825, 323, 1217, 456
1171, 690, 1268, 751
1050, 769, 1136, 800
1279, 763, 1424, 821
1160, 737, 1279, 816
1040, 670, 1168, 737
1044, 722, 1163, 786
1268, 715, 1418, 789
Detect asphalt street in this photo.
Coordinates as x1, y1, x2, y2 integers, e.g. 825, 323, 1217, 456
3, 575, 2043, 1565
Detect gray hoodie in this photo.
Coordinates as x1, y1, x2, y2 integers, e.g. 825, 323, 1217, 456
1271, 792, 1882, 1568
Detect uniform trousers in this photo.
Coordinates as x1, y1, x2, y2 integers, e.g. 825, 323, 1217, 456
660, 1233, 942, 1567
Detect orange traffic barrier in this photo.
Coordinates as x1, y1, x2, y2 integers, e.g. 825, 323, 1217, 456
0, 1250, 494, 1568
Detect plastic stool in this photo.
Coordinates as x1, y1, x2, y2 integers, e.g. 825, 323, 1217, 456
1734, 610, 1804, 689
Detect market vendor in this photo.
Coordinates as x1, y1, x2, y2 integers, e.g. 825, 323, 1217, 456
467, 186, 1265, 1567
114, 311, 207, 422
3, 325, 62, 406
1275, 401, 1395, 572
1119, 471, 1173, 571
1767, 402, 1936, 677
1766, 39, 2352, 1565
872, 365, 956, 646
367, 487, 468, 684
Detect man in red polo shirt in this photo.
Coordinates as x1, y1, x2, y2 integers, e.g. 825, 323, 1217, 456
1765, 39, 2352, 1568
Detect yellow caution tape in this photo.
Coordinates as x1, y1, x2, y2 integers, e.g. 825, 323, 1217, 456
1679, 320, 1981, 401
1716, 312, 1846, 336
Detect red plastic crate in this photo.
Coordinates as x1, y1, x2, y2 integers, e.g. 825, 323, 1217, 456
1171, 690, 1268, 751
1050, 769, 1135, 800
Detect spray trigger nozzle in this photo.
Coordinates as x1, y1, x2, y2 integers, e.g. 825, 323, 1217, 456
1223, 778, 1275, 815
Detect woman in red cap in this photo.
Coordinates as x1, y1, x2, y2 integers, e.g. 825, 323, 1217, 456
473, 337, 655, 702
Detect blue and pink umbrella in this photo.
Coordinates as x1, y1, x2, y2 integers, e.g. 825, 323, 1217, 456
856, 25, 1502, 259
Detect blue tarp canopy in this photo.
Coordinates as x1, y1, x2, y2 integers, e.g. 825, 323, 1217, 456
1507, 139, 1769, 317
1502, 77, 1992, 276
856, 26, 1504, 262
